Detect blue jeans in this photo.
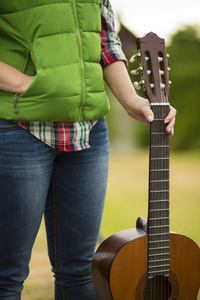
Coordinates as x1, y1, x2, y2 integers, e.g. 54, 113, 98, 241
0, 118, 109, 299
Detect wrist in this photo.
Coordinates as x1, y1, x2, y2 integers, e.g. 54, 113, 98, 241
17, 75, 34, 93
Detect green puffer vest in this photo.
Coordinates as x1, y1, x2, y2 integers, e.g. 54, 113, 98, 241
0, 0, 109, 122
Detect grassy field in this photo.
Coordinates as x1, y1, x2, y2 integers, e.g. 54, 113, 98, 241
22, 150, 200, 299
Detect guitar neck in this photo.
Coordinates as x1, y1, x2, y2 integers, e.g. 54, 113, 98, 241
147, 103, 170, 279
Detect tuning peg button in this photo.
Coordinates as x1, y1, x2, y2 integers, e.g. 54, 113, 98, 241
161, 83, 165, 89
133, 80, 145, 90
130, 52, 141, 63
131, 66, 143, 75
131, 70, 139, 75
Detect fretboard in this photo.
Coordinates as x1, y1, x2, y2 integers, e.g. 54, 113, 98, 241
147, 103, 170, 279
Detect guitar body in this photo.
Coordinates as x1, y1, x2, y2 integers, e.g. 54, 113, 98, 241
92, 228, 200, 299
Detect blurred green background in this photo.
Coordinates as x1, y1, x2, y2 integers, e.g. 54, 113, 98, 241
22, 25, 200, 299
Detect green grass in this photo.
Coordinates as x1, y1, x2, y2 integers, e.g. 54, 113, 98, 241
22, 150, 200, 299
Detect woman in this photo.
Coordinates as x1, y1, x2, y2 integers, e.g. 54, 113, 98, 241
0, 0, 176, 299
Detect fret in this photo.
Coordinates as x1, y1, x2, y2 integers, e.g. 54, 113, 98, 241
151, 145, 169, 148
149, 269, 169, 274
150, 200, 168, 203
149, 225, 169, 229
150, 157, 169, 160
149, 240, 169, 243
149, 208, 169, 212
149, 232, 169, 236
149, 217, 169, 221
149, 264, 170, 269
151, 169, 169, 172
151, 132, 168, 135
149, 258, 169, 263
150, 190, 169, 193
150, 179, 169, 183
149, 270, 169, 275
149, 246, 169, 250
149, 253, 169, 257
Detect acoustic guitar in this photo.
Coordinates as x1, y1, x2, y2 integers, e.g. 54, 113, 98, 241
92, 32, 200, 299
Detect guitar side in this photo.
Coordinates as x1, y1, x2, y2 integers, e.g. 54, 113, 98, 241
92, 229, 200, 299
92, 228, 147, 300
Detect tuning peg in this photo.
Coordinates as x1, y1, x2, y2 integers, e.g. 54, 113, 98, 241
167, 67, 171, 72
131, 70, 138, 75
133, 80, 145, 90
166, 53, 170, 58
149, 83, 154, 89
131, 66, 143, 75
161, 83, 165, 89
158, 57, 163, 62
130, 52, 141, 63
159, 70, 164, 75
168, 80, 172, 85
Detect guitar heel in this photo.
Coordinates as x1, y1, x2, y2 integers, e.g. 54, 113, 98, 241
136, 216, 147, 233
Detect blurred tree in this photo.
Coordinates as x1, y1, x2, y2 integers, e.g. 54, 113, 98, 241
167, 25, 200, 150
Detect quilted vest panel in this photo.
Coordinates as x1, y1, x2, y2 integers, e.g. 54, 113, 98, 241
0, 0, 110, 122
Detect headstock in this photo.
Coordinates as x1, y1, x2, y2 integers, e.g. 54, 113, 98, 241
130, 32, 171, 104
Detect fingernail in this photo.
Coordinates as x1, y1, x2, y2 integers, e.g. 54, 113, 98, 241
147, 115, 153, 122
164, 119, 169, 124
171, 127, 174, 135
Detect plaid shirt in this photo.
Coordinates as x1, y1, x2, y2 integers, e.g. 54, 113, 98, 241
16, 0, 127, 151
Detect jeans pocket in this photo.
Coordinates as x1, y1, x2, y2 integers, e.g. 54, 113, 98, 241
0, 120, 19, 131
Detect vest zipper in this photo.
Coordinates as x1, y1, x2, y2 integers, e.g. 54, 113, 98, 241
14, 93, 19, 114
70, 0, 86, 121
13, 51, 30, 114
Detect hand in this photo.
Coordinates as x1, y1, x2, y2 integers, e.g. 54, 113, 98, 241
21, 75, 35, 93
0, 61, 35, 93
103, 61, 176, 136
124, 94, 176, 136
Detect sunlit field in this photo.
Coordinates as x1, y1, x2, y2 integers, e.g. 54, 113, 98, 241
23, 150, 200, 299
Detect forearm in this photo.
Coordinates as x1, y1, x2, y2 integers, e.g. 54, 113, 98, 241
0, 61, 34, 93
103, 60, 153, 123
103, 61, 137, 109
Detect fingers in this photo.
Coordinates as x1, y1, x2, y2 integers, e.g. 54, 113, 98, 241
164, 105, 177, 136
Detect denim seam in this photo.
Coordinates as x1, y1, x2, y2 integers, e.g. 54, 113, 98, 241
0, 126, 19, 131
52, 169, 67, 300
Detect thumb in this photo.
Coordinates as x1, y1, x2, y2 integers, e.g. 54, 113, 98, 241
146, 114, 154, 122
142, 105, 154, 123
